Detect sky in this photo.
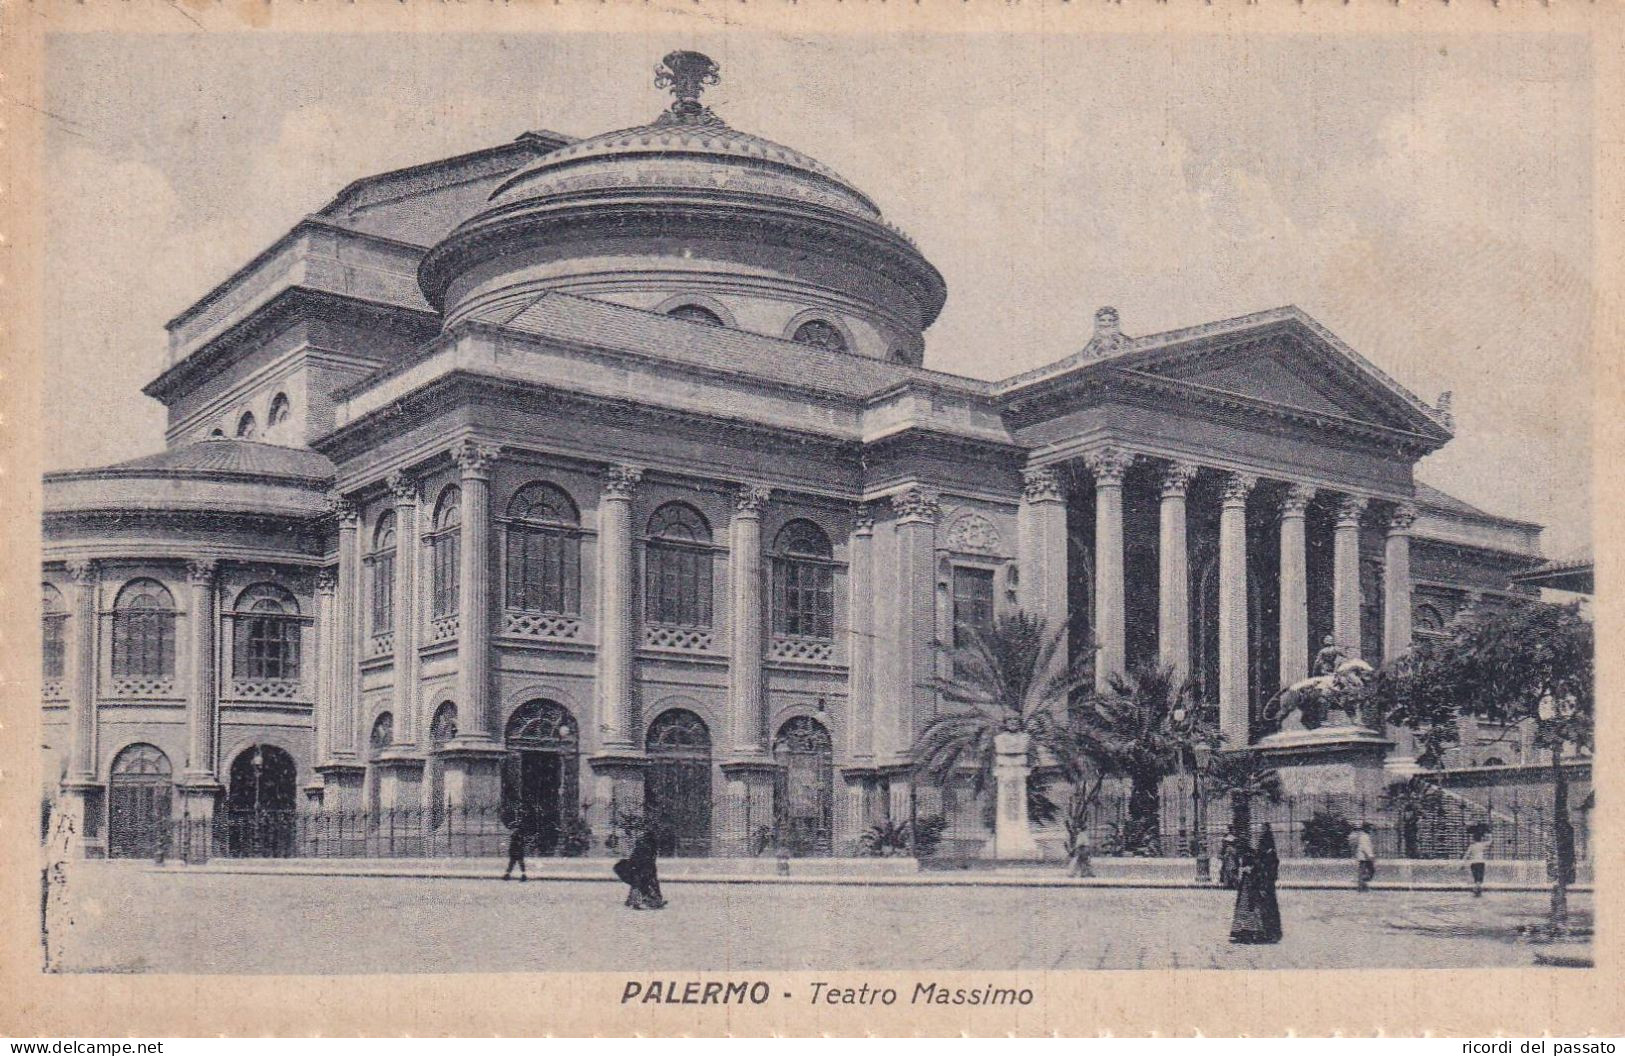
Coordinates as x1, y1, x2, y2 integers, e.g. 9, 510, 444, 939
42, 31, 1594, 557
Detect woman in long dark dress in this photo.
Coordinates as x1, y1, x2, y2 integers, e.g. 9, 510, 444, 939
1230, 824, 1282, 944
613, 832, 667, 910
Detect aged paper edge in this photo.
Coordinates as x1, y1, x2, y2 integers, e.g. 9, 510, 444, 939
0, 0, 1620, 1038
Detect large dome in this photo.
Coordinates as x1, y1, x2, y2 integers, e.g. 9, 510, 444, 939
418, 52, 946, 365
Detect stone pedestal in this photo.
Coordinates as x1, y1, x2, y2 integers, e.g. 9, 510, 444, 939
587, 753, 648, 857
57, 780, 104, 859
838, 769, 879, 856
1253, 728, 1394, 800
176, 783, 222, 864
373, 755, 425, 812
992, 731, 1039, 859
721, 761, 778, 857
316, 763, 367, 813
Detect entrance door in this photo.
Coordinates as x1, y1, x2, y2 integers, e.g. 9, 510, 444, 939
225, 745, 299, 857
107, 744, 173, 859
503, 700, 580, 855
645, 709, 713, 856
773, 717, 834, 856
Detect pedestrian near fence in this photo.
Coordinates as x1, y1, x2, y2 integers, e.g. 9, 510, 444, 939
1354, 822, 1377, 891
1463, 825, 1491, 897
1229, 824, 1282, 945
502, 808, 532, 882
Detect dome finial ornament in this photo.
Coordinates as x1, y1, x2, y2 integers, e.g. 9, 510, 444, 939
654, 51, 722, 126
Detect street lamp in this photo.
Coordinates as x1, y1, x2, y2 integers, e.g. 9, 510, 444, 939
1192, 741, 1213, 883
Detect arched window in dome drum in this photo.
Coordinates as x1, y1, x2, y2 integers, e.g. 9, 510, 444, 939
112, 579, 176, 678
504, 483, 581, 616
232, 583, 301, 683
667, 304, 724, 327
645, 503, 714, 629
368, 512, 397, 635
429, 487, 462, 620
41, 583, 66, 681
772, 520, 835, 640
236, 412, 257, 439
791, 319, 848, 354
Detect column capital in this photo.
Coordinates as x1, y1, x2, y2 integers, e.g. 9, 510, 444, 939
603, 463, 644, 499
385, 469, 420, 505
890, 484, 941, 525
1085, 446, 1133, 485
852, 504, 876, 534
185, 559, 218, 585
1021, 466, 1066, 503
1279, 482, 1316, 517
1158, 460, 1200, 498
1334, 494, 1369, 527
734, 484, 773, 515
324, 491, 360, 528
315, 568, 338, 596
452, 439, 502, 480
1387, 502, 1419, 533
1219, 472, 1258, 505
65, 558, 99, 584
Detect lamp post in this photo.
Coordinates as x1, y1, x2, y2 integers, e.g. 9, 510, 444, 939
1192, 741, 1213, 883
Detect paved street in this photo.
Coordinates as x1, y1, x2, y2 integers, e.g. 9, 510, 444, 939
48, 861, 1589, 974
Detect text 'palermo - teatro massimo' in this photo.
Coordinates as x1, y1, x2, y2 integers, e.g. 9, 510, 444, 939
41, 54, 1553, 860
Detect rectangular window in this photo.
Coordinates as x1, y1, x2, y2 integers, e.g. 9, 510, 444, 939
370, 553, 395, 634
431, 532, 460, 619
237, 616, 301, 681
646, 544, 713, 627
42, 615, 66, 680
112, 611, 175, 678
952, 566, 996, 650
773, 559, 835, 639
505, 527, 581, 615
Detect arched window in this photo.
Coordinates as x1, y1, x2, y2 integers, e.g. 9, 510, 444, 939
667, 304, 724, 326
430, 702, 458, 746
791, 319, 847, 353
369, 712, 394, 759
108, 743, 173, 859
112, 579, 176, 678
1414, 603, 1446, 635
772, 519, 835, 639
42, 584, 66, 681
429, 486, 462, 620
645, 503, 714, 628
232, 583, 301, 682
368, 511, 397, 634
645, 709, 713, 856
268, 393, 291, 428
504, 482, 581, 615
209, 428, 226, 438
236, 412, 257, 439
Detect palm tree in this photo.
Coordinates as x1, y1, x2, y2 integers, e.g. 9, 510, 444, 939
1071, 665, 1214, 855
1203, 749, 1283, 838
912, 612, 1094, 819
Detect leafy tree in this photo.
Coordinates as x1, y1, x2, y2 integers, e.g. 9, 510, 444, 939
1374, 600, 1593, 926
1202, 749, 1283, 838
912, 612, 1095, 823
1071, 665, 1216, 855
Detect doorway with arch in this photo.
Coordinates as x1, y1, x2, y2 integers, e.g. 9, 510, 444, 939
107, 743, 173, 859
224, 744, 298, 857
773, 716, 834, 856
644, 708, 714, 856
502, 699, 580, 855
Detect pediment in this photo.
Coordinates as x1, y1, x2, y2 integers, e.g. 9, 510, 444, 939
1143, 341, 1400, 424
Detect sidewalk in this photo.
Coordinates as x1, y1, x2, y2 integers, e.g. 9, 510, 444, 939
148, 855, 1593, 893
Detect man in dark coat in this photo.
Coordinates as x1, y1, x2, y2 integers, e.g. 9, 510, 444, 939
502, 809, 531, 882
614, 832, 667, 909
1230, 824, 1282, 944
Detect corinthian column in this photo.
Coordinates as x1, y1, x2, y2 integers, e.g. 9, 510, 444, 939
312, 569, 336, 769
387, 470, 421, 748
1217, 472, 1257, 747
1277, 484, 1315, 688
453, 440, 500, 743
595, 463, 642, 751
64, 559, 99, 784
1333, 495, 1368, 659
890, 485, 941, 755
846, 507, 876, 765
1086, 447, 1132, 690
1017, 467, 1069, 638
1157, 461, 1197, 683
729, 485, 772, 757
328, 494, 361, 760
183, 559, 219, 781
1384, 503, 1417, 661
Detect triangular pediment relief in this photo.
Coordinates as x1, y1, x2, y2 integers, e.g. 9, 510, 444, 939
1141, 341, 1400, 424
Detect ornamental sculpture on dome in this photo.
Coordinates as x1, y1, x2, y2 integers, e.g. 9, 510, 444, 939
653, 50, 724, 128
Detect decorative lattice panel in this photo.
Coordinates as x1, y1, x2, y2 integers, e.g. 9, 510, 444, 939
428, 614, 460, 644
643, 625, 715, 652
367, 632, 394, 659
502, 610, 583, 642
108, 676, 177, 698
769, 636, 835, 664
230, 679, 305, 701
41, 680, 64, 701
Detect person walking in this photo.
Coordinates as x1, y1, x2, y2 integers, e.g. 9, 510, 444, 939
1218, 829, 1241, 890
1463, 824, 1491, 897
502, 809, 531, 882
614, 831, 667, 910
1067, 832, 1095, 878
1354, 821, 1377, 891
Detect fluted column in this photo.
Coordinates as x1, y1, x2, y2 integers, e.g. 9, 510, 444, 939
1384, 503, 1416, 662
891, 485, 941, 755
64, 559, 99, 784
1277, 484, 1315, 688
387, 470, 421, 748
1086, 447, 1132, 690
453, 440, 500, 742
729, 485, 772, 757
1217, 472, 1257, 747
1157, 462, 1197, 683
1333, 495, 1368, 659
847, 507, 876, 764
312, 569, 336, 768
183, 559, 219, 781
328, 495, 361, 760
596, 463, 642, 751
1017, 467, 1069, 639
